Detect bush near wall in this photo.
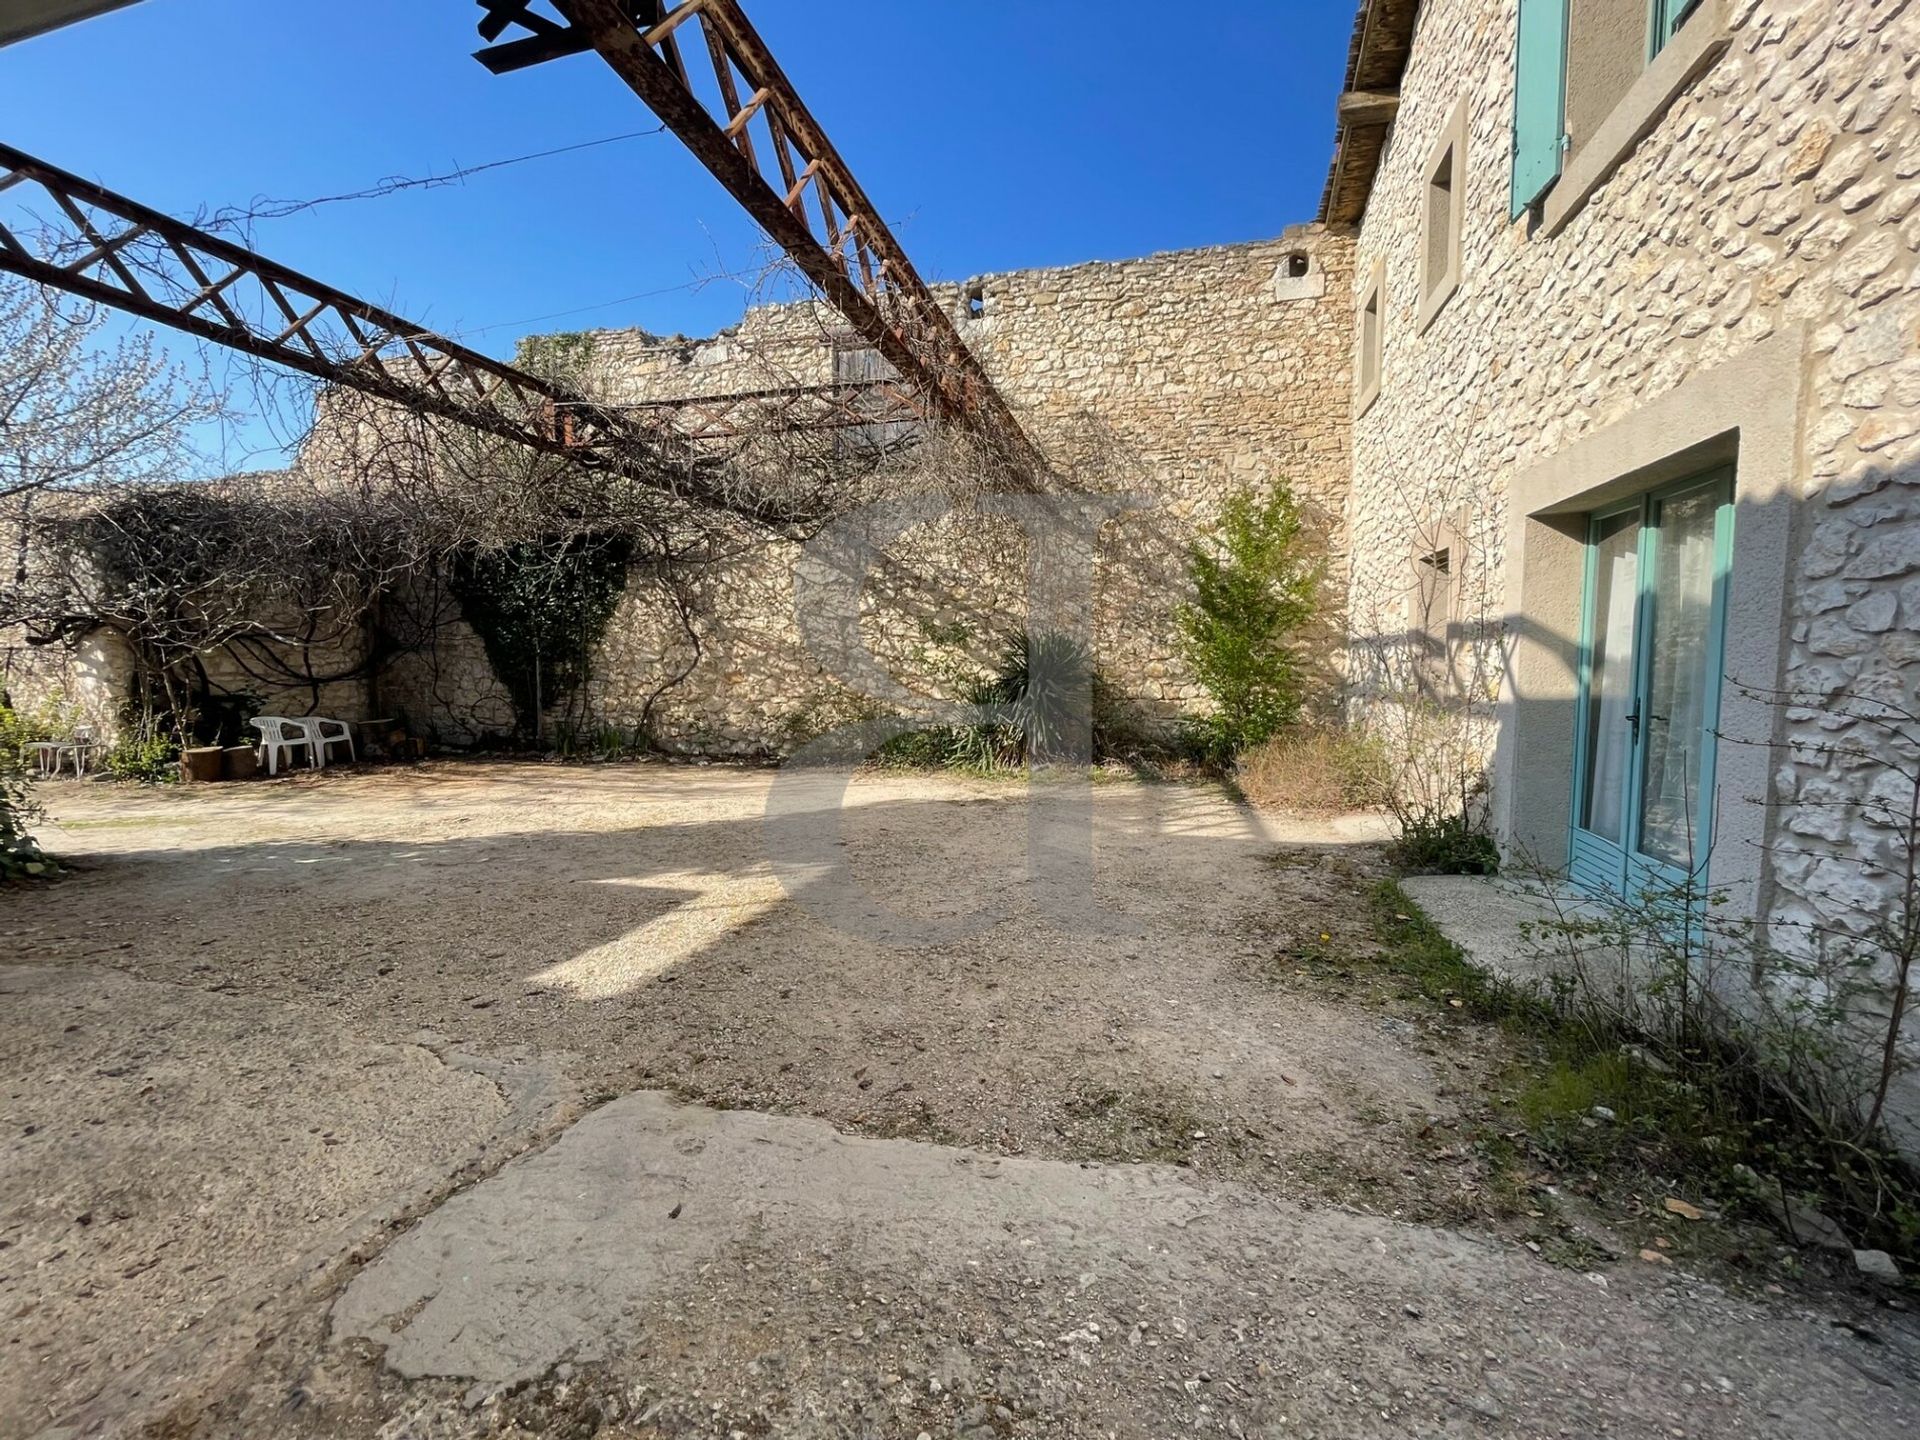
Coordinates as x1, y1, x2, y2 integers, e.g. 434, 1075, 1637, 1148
0, 700, 58, 878
1175, 482, 1321, 766
1236, 727, 1388, 813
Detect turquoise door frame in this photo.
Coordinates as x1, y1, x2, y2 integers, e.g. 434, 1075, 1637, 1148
1568, 469, 1735, 897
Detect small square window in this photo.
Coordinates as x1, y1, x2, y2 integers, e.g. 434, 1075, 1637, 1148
1356, 260, 1385, 416
1419, 99, 1468, 331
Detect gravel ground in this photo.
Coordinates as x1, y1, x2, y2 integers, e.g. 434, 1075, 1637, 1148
2, 760, 1914, 1439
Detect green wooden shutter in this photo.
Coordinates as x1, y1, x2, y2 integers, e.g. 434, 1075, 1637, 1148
1510, 0, 1569, 218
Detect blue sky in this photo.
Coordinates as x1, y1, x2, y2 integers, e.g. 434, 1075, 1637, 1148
2, 1, 1353, 470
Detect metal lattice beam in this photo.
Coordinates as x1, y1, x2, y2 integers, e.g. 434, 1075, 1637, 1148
0, 142, 923, 527
474, 0, 1050, 489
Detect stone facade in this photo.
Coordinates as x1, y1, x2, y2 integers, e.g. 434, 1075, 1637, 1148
1342, 0, 1920, 1116
383, 231, 1356, 753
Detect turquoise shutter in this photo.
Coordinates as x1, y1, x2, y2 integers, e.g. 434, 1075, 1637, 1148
1510, 0, 1569, 218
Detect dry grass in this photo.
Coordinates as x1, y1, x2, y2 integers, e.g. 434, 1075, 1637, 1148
1236, 727, 1386, 813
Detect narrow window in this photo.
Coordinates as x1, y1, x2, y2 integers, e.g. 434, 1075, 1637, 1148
965, 284, 986, 320
1356, 262, 1385, 416
1425, 150, 1454, 289
1419, 101, 1467, 330
1412, 515, 1466, 696
1287, 252, 1310, 278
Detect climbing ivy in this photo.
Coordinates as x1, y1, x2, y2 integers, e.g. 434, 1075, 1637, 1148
449, 536, 633, 743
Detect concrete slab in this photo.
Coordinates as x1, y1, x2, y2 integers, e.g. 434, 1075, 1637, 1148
332, 1090, 1237, 1384
328, 1091, 1920, 1440
1398, 873, 1610, 986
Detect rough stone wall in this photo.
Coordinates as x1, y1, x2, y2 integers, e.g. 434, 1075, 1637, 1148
2, 619, 370, 747
1344, 0, 1919, 1101
1, 498, 368, 747
387, 230, 1356, 753
1, 632, 125, 740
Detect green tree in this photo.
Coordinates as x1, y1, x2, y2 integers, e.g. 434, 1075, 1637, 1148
1176, 482, 1321, 763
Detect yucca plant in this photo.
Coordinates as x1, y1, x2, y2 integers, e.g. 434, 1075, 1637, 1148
980, 629, 1103, 765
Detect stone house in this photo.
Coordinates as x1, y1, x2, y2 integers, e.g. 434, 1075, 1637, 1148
1329, 0, 1919, 983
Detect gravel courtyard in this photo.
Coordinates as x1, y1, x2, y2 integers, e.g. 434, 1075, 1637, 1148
2, 762, 1915, 1439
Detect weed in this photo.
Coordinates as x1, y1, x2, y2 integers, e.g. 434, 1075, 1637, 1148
1369, 883, 1920, 1264
1391, 810, 1501, 875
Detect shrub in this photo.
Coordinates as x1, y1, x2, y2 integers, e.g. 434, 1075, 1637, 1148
104, 716, 180, 784
1512, 869, 1920, 1260
1377, 881, 1920, 1261
1392, 810, 1501, 875
0, 767, 47, 878
1236, 727, 1388, 812
1176, 482, 1321, 765
871, 629, 1140, 773
0, 700, 57, 879
1367, 699, 1501, 874
0, 697, 59, 760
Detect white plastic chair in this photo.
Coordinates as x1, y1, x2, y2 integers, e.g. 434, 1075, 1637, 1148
295, 716, 355, 767
251, 716, 316, 776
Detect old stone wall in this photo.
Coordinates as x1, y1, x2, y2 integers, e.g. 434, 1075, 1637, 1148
385, 230, 1356, 753
1345, 0, 1919, 1113
1, 492, 369, 749
2, 619, 370, 748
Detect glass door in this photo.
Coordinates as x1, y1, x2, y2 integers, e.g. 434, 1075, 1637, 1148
1569, 470, 1733, 895
1570, 506, 1641, 886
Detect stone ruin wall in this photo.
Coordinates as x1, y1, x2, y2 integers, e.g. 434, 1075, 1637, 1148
0, 490, 373, 749
386, 228, 1356, 754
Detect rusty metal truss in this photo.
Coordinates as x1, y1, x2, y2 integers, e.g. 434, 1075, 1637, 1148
0, 142, 921, 526
474, 0, 1048, 488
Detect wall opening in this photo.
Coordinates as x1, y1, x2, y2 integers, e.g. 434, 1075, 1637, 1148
1419, 100, 1467, 331
1357, 262, 1384, 414
1424, 152, 1454, 292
